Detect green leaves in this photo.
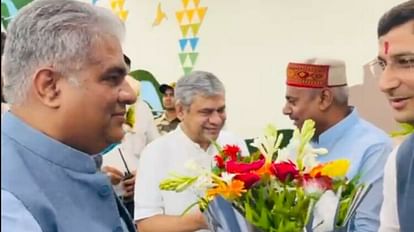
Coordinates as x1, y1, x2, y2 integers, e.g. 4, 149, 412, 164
237, 184, 313, 231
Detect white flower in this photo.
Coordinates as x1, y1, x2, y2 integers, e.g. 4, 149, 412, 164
251, 124, 283, 162
220, 172, 236, 184
312, 190, 340, 232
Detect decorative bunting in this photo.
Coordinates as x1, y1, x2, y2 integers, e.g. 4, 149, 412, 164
191, 23, 200, 36
177, 0, 207, 76
109, 0, 129, 22
183, 67, 193, 75
118, 10, 129, 22
186, 9, 195, 23
189, 52, 198, 65
110, 0, 117, 10
197, 7, 207, 23
118, 0, 125, 9
179, 39, 188, 51
182, 0, 190, 9
189, 38, 199, 50
176, 11, 185, 24
193, 0, 201, 7
179, 53, 187, 65
180, 25, 191, 37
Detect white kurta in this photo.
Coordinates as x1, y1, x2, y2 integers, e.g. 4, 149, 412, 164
134, 125, 249, 230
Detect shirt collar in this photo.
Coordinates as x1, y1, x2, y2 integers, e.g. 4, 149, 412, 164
2, 112, 98, 173
175, 124, 217, 153
316, 107, 358, 148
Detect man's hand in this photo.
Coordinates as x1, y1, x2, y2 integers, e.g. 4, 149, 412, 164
137, 209, 209, 232
189, 209, 209, 230
122, 171, 136, 199
102, 165, 124, 185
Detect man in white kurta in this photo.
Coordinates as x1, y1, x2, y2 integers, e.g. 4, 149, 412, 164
134, 126, 248, 218
134, 71, 248, 232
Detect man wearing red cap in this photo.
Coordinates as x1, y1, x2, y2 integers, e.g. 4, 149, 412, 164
283, 58, 393, 232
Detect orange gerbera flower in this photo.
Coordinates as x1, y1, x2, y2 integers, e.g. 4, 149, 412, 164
207, 179, 246, 200
255, 162, 273, 176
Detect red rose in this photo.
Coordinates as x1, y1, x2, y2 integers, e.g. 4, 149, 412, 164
271, 161, 299, 182
226, 158, 265, 174
214, 155, 225, 169
222, 145, 241, 160
234, 173, 261, 188
299, 173, 333, 193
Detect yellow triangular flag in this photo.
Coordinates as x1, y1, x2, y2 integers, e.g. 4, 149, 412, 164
180, 25, 191, 37
197, 7, 207, 23
110, 0, 118, 10
176, 11, 185, 24
191, 23, 200, 36
193, 0, 200, 7
118, 10, 129, 22
186, 9, 195, 23
117, 0, 125, 9
182, 0, 190, 8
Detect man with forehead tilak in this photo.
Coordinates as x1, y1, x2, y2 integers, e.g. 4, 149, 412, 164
377, 1, 414, 232
282, 58, 392, 232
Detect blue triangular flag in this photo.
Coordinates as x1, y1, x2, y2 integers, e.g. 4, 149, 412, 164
179, 39, 188, 51
189, 37, 199, 50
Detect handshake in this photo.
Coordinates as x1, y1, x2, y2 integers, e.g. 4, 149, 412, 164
102, 166, 136, 200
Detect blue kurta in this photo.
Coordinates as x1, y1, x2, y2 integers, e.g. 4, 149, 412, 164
396, 133, 414, 232
313, 108, 393, 232
1, 112, 135, 232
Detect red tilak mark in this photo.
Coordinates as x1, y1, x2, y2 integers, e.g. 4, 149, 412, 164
384, 41, 389, 55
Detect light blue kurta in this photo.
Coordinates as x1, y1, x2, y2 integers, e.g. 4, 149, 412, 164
1, 112, 135, 232
312, 108, 393, 232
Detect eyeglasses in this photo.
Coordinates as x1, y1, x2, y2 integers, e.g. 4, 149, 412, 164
368, 54, 414, 77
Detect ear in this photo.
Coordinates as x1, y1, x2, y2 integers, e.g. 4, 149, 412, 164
33, 68, 61, 108
175, 102, 184, 120
318, 88, 334, 111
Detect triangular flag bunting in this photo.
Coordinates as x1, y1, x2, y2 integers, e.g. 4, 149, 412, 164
118, 10, 128, 22
189, 52, 198, 65
110, 0, 117, 10
179, 39, 188, 51
197, 7, 207, 23
182, 54, 192, 67
186, 9, 195, 23
176, 11, 185, 24
183, 67, 193, 75
178, 53, 188, 65
191, 23, 200, 36
117, 0, 125, 9
189, 38, 199, 50
180, 25, 191, 37
182, 0, 190, 9
193, 0, 200, 7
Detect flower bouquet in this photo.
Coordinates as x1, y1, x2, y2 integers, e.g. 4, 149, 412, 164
160, 120, 370, 232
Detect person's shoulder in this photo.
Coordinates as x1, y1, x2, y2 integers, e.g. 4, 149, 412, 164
154, 113, 166, 123
356, 117, 392, 142
142, 129, 180, 152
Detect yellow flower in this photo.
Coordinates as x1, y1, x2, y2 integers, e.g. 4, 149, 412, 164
207, 179, 246, 200
311, 159, 350, 178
